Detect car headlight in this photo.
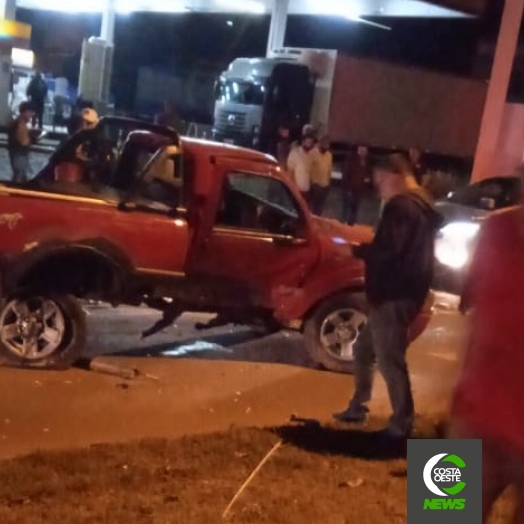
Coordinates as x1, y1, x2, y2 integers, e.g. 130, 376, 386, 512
435, 222, 480, 270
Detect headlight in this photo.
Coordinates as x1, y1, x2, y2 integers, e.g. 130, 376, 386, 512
435, 222, 480, 269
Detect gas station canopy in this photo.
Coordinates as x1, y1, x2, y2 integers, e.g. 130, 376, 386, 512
14, 0, 481, 17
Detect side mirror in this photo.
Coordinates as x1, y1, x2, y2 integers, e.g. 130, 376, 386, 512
479, 197, 495, 211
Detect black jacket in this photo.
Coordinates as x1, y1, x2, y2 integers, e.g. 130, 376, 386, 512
354, 189, 443, 307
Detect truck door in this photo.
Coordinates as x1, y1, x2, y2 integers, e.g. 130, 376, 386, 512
112, 146, 190, 276
188, 159, 320, 307
94, 144, 190, 275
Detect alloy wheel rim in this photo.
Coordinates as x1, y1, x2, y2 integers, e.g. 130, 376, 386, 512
0, 298, 66, 360
319, 308, 367, 362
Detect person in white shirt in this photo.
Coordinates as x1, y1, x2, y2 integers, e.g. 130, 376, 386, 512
287, 132, 316, 205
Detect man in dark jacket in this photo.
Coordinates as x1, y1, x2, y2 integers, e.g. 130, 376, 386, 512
26, 71, 48, 130
334, 153, 442, 439
341, 145, 372, 224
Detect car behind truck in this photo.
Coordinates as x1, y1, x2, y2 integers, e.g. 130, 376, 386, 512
0, 117, 432, 373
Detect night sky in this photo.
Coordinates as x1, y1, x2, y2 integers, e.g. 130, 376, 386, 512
14, 0, 509, 116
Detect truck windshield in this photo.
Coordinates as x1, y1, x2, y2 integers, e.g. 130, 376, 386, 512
216, 80, 265, 106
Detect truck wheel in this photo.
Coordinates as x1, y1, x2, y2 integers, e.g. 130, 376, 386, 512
304, 292, 368, 374
0, 295, 86, 370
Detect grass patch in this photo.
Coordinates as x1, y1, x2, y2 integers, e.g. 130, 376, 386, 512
0, 420, 514, 523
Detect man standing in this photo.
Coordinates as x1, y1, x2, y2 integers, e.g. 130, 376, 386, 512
309, 135, 333, 216
341, 145, 371, 224
275, 125, 292, 171
8, 102, 34, 183
333, 154, 442, 439
408, 147, 428, 185
449, 200, 524, 522
26, 71, 48, 130
155, 100, 183, 133
287, 131, 316, 205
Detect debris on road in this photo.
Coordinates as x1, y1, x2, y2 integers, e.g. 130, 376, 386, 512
143, 373, 160, 382
89, 360, 139, 380
76, 358, 140, 380
338, 478, 364, 488
289, 414, 321, 427
222, 439, 283, 519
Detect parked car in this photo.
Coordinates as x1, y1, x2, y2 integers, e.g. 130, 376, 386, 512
0, 117, 433, 373
434, 175, 521, 292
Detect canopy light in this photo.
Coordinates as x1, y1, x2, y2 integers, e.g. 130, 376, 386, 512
14, 0, 477, 17
12, 47, 34, 68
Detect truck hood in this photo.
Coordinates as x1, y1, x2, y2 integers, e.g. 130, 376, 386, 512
310, 216, 374, 247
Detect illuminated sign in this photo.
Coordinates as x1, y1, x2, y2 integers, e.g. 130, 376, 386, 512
0, 19, 31, 49
12, 48, 34, 68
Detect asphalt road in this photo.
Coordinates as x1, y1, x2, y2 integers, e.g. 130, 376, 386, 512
0, 148, 49, 182
0, 293, 465, 459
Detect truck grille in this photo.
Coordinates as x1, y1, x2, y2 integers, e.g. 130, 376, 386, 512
216, 110, 246, 133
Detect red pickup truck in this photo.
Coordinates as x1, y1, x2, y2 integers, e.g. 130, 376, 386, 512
0, 117, 432, 372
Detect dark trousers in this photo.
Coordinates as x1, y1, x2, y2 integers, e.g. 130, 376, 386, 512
31, 103, 44, 129
341, 191, 361, 225
349, 300, 420, 435
310, 184, 330, 216
300, 190, 311, 209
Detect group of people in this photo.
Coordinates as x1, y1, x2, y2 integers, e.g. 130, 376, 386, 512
284, 127, 333, 216
7, 99, 99, 184
277, 123, 428, 225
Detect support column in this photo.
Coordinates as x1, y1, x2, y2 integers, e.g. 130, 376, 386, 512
100, 0, 116, 45
79, 0, 115, 110
471, 0, 524, 182
0, 0, 17, 126
266, 0, 289, 57
0, 0, 15, 19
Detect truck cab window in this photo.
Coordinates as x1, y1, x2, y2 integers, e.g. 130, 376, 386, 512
217, 172, 302, 236
133, 148, 182, 210
216, 80, 265, 106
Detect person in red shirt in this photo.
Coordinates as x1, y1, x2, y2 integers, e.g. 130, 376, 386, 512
449, 204, 524, 523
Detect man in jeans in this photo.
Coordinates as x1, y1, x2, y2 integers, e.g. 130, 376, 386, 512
333, 154, 442, 438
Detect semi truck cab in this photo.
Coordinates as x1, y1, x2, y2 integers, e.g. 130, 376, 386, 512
212, 56, 314, 153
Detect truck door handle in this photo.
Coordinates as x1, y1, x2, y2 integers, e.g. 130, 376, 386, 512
273, 236, 307, 246
117, 201, 137, 212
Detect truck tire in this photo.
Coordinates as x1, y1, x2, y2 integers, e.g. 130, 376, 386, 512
0, 294, 86, 370
304, 292, 368, 374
